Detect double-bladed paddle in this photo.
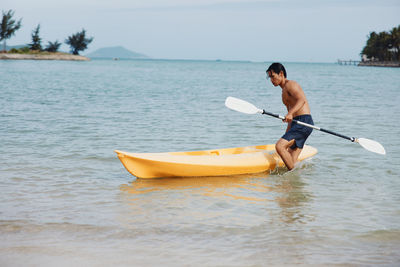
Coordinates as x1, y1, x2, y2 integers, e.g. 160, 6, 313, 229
225, 96, 386, 155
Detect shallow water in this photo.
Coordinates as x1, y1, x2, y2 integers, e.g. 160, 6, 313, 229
1, 59, 399, 266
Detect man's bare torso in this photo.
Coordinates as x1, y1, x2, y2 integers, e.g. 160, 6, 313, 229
281, 80, 310, 117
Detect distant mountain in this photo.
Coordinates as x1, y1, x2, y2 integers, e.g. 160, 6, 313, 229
4, 44, 28, 51
86, 46, 149, 59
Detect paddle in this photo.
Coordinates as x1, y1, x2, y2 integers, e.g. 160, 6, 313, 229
225, 96, 386, 155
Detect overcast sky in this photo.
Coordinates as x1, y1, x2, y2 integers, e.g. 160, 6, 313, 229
2, 0, 399, 62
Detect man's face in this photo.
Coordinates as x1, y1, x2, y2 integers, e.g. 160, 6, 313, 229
267, 71, 280, 87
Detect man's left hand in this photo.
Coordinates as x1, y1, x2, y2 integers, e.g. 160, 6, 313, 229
284, 113, 293, 123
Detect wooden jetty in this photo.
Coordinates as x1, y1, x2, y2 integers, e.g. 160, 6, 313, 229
337, 58, 399, 67
337, 59, 360, 65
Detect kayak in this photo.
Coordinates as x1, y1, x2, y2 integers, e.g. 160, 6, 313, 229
115, 144, 317, 179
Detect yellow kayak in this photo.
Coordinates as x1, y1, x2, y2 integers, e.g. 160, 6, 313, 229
115, 144, 317, 179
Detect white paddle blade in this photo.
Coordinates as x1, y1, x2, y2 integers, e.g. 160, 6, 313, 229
357, 138, 386, 155
225, 97, 263, 115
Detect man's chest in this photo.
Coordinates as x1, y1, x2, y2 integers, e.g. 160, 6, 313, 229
281, 90, 293, 107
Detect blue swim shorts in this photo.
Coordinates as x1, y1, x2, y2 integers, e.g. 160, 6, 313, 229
281, 114, 314, 149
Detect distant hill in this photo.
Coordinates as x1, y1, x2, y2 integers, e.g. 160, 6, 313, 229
86, 46, 149, 59
4, 44, 28, 51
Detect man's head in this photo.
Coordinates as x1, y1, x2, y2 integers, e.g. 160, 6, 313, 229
266, 63, 287, 86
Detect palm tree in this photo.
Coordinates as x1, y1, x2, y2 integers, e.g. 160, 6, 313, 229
0, 10, 22, 52
65, 29, 93, 55
376, 31, 392, 61
361, 32, 378, 60
361, 25, 400, 62
45, 40, 61, 52
29, 24, 42, 51
390, 26, 400, 61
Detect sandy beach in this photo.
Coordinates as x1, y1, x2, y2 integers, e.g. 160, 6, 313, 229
0, 53, 89, 61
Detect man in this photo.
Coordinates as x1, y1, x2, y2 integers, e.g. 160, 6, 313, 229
266, 63, 313, 170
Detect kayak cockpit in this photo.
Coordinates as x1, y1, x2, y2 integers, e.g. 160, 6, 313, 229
168, 144, 277, 156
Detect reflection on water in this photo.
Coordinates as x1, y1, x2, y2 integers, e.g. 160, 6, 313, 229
276, 174, 313, 224
121, 174, 274, 202
120, 165, 314, 224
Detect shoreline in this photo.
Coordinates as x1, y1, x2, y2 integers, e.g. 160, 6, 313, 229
358, 61, 400, 67
0, 53, 90, 61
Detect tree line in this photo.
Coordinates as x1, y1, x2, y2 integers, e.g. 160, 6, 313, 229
361, 25, 400, 62
0, 10, 93, 55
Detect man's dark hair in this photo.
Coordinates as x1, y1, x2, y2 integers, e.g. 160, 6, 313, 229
266, 63, 287, 78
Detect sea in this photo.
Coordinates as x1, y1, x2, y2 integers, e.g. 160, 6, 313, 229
1, 58, 399, 266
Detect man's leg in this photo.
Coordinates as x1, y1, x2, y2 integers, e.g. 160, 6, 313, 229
288, 146, 302, 167
275, 138, 295, 170
275, 138, 302, 170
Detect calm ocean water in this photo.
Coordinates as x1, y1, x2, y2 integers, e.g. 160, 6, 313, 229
1, 59, 399, 266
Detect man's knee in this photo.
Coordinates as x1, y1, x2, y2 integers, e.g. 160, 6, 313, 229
275, 139, 287, 154
276, 139, 294, 151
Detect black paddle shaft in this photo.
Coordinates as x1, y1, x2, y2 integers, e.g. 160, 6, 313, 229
319, 128, 355, 142
262, 110, 281, 119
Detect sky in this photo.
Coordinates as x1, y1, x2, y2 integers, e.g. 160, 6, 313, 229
2, 0, 400, 62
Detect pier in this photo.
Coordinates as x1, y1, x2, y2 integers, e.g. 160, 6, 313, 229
337, 59, 360, 65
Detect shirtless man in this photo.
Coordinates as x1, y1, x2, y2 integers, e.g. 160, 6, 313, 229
266, 63, 313, 170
